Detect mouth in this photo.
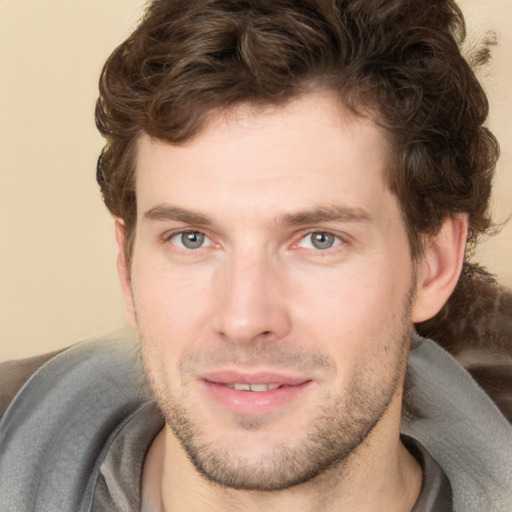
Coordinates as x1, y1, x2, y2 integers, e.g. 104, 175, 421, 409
201, 371, 312, 416
225, 383, 281, 391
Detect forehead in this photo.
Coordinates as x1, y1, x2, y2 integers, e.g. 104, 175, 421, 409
134, 92, 395, 224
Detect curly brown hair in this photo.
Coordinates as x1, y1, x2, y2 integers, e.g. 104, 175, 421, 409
95, 0, 498, 264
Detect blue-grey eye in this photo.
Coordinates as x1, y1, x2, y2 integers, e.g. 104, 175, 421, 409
171, 231, 210, 249
299, 232, 341, 250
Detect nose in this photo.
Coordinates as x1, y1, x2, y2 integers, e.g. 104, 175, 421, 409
212, 249, 292, 345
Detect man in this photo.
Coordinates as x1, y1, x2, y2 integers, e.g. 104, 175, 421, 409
1, 0, 511, 511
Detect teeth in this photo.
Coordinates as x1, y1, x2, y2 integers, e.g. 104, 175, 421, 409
227, 383, 280, 392
249, 384, 276, 392
233, 383, 250, 391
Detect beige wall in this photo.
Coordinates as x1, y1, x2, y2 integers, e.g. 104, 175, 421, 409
0, 0, 146, 361
1, 0, 511, 361
460, 0, 512, 284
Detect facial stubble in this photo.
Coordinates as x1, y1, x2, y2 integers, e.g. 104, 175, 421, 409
138, 289, 415, 492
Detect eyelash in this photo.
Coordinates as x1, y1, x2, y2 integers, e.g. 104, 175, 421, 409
166, 230, 213, 250
295, 231, 343, 251
163, 229, 346, 253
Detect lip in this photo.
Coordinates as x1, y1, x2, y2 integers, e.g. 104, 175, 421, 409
201, 370, 313, 416
203, 370, 310, 386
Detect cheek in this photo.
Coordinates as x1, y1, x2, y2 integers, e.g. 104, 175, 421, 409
289, 261, 412, 362
133, 271, 210, 393
131, 259, 213, 346
293, 262, 407, 325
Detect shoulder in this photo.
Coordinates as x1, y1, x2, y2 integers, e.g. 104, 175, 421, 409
0, 349, 66, 418
416, 262, 512, 422
0, 330, 153, 511
405, 336, 512, 511
0, 330, 150, 421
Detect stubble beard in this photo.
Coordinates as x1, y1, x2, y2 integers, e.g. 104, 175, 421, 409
139, 292, 414, 492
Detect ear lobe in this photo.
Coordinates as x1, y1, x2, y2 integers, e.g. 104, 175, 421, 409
115, 219, 137, 328
412, 214, 468, 323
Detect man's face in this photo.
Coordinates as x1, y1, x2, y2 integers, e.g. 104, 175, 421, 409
123, 93, 420, 490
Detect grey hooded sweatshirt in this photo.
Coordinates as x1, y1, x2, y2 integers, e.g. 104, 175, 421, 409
0, 332, 511, 511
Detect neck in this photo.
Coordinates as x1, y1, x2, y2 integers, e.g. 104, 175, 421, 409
142, 395, 422, 512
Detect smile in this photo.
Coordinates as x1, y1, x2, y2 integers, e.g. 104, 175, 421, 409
201, 374, 313, 416
226, 383, 281, 391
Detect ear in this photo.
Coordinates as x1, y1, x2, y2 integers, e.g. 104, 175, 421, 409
412, 214, 468, 323
114, 219, 137, 328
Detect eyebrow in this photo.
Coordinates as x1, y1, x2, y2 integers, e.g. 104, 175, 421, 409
143, 204, 372, 227
143, 205, 212, 225
281, 205, 373, 226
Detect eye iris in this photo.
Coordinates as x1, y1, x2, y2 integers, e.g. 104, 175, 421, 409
182, 232, 205, 249
311, 232, 335, 250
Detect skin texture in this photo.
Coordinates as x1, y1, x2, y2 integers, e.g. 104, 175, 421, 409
116, 92, 467, 511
